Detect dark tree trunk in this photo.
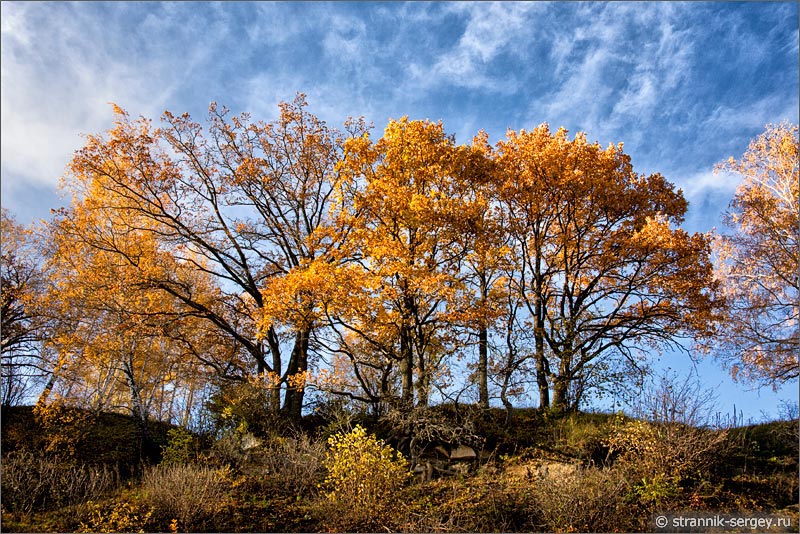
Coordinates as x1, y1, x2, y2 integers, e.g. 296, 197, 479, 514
122, 358, 155, 461
551, 377, 570, 412
478, 324, 489, 409
282, 328, 310, 421
400, 330, 414, 407
536, 355, 550, 410
264, 326, 282, 412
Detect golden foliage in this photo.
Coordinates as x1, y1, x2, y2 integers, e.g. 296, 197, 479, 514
713, 122, 799, 384
78, 500, 153, 533
321, 425, 409, 530
495, 124, 720, 408
36, 94, 726, 417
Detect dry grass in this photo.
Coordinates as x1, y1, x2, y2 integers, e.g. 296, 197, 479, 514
1, 450, 118, 516
140, 463, 231, 531
253, 434, 326, 496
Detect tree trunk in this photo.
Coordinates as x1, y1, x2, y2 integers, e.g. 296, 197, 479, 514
551, 377, 570, 412
415, 331, 430, 407
415, 363, 429, 407
531, 235, 552, 410
264, 327, 282, 412
122, 358, 154, 461
476, 273, 490, 409
534, 292, 550, 409
400, 327, 414, 407
36, 372, 58, 408
499, 373, 514, 425
536, 354, 550, 410
477, 324, 489, 409
282, 328, 310, 420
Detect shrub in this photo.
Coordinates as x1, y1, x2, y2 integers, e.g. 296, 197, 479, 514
208, 432, 250, 467
605, 416, 728, 483
33, 402, 94, 458
528, 465, 633, 532
161, 427, 200, 466
78, 500, 153, 533
140, 463, 231, 531
633, 473, 681, 506
548, 413, 615, 463
1, 450, 118, 515
320, 425, 410, 531
255, 434, 326, 496
205, 377, 284, 439
401, 474, 533, 532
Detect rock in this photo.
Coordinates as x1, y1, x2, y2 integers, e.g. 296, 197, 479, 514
449, 444, 477, 460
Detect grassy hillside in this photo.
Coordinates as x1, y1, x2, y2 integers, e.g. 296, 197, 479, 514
2, 405, 797, 532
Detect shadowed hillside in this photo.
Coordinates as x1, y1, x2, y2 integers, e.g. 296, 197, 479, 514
2, 403, 797, 532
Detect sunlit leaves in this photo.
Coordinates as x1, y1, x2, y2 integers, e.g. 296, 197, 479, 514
329, 118, 480, 406
496, 124, 719, 409
35, 94, 730, 418
1, 209, 47, 405
713, 122, 799, 385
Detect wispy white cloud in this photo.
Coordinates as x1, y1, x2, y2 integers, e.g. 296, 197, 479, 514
703, 94, 798, 136
0, 3, 236, 195
408, 2, 541, 92
678, 169, 739, 202
1, 1, 796, 232
675, 170, 740, 234
612, 13, 694, 120
535, 3, 697, 144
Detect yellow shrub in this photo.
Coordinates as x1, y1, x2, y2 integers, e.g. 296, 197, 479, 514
321, 425, 409, 530
78, 500, 153, 533
605, 416, 726, 481
33, 402, 93, 458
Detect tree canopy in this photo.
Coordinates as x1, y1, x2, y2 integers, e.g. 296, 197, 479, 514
3, 95, 738, 422
713, 122, 799, 385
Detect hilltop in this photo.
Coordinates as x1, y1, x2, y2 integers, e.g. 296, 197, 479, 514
2, 404, 797, 532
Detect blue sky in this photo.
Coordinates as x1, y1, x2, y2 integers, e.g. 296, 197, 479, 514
1, 1, 798, 420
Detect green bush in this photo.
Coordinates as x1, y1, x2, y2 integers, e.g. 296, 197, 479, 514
549, 413, 615, 462
161, 427, 199, 466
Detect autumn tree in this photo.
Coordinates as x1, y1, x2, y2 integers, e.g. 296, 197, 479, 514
39, 195, 219, 451
326, 118, 480, 408
713, 122, 799, 385
1, 209, 47, 405
42, 95, 729, 422
63, 94, 358, 420
449, 133, 512, 409
496, 125, 719, 411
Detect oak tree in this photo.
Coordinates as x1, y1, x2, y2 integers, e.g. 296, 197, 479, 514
497, 125, 719, 410
328, 118, 477, 408
64, 95, 356, 419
